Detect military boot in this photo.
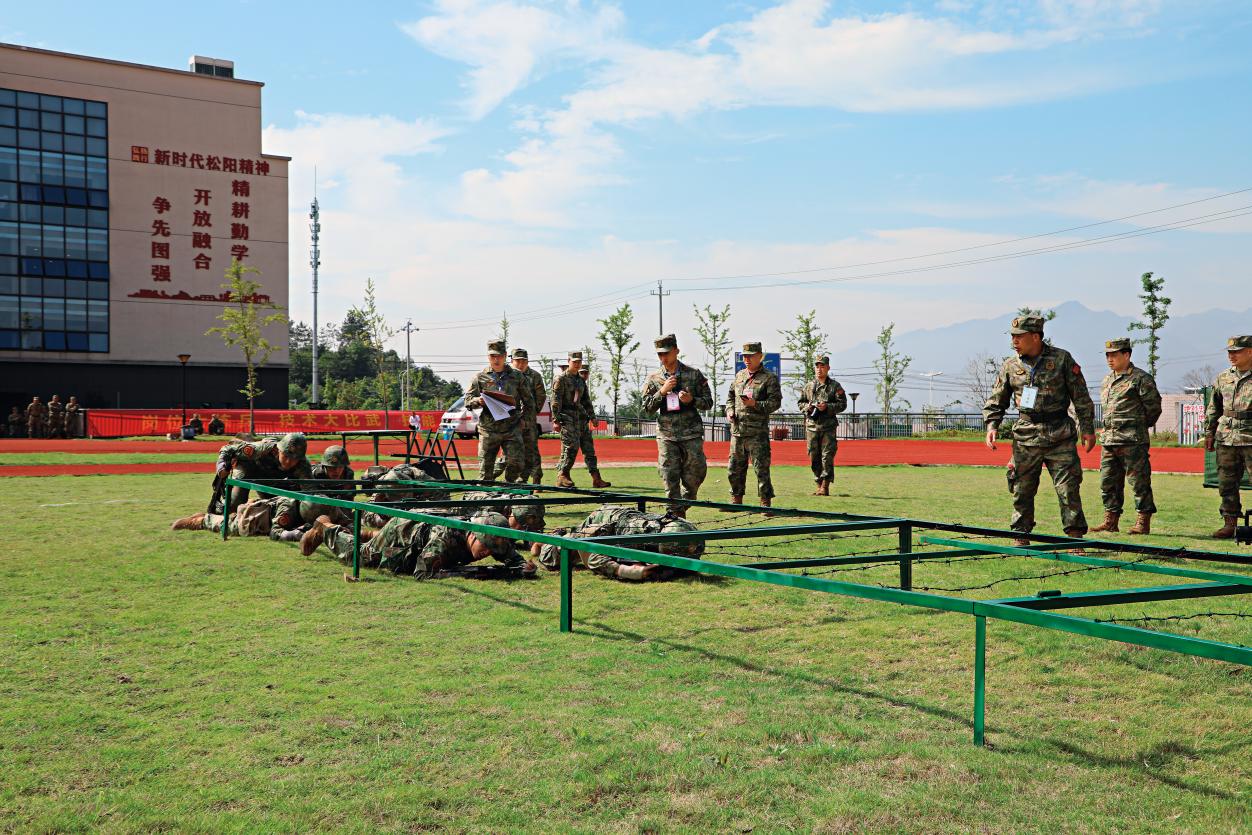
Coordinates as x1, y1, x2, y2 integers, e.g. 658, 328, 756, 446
720, 495, 743, 512
1128, 513, 1152, 535
1010, 535, 1031, 548
300, 523, 327, 557
1090, 511, 1120, 533
532, 472, 543, 485
818, 479, 830, 496
812, 481, 824, 496
1212, 516, 1238, 539
670, 506, 688, 519
170, 513, 206, 531
760, 496, 775, 518
274, 528, 304, 543
1062, 528, 1088, 554
590, 472, 612, 488
555, 471, 576, 488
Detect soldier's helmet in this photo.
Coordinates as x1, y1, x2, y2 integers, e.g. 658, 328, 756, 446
468, 511, 515, 556
360, 465, 389, 482
277, 432, 308, 458
321, 445, 350, 467
509, 500, 545, 531
656, 517, 704, 558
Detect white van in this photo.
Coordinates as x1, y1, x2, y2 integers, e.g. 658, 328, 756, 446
439, 396, 554, 439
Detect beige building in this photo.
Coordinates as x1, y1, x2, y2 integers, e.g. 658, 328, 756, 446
0, 43, 288, 408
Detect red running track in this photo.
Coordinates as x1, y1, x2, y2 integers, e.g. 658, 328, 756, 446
0, 437, 1204, 477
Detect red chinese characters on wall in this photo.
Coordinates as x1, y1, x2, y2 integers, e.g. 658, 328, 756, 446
149, 195, 172, 282
132, 146, 270, 176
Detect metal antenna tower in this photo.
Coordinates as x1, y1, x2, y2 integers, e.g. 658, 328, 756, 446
650, 279, 670, 335
309, 171, 321, 406
399, 319, 418, 412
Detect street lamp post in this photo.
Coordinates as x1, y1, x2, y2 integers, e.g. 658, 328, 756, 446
177, 353, 191, 428
921, 371, 944, 408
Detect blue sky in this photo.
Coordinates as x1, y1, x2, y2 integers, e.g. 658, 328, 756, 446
5, 1, 1251, 386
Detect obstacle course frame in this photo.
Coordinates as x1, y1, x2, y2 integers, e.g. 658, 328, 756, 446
221, 476, 1252, 746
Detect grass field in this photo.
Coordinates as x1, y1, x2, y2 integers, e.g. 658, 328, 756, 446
2, 465, 1249, 832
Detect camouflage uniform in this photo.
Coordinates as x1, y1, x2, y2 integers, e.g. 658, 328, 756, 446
360, 463, 451, 528
551, 353, 602, 480
441, 489, 545, 531
320, 511, 523, 578
25, 398, 46, 438
45, 396, 65, 438
641, 335, 714, 512
465, 340, 534, 482
535, 505, 703, 580
1097, 340, 1162, 518
983, 317, 1095, 535
271, 446, 356, 536
215, 432, 313, 510
201, 497, 286, 538
7, 408, 23, 438
511, 349, 547, 483
797, 363, 848, 487
64, 398, 80, 438
1205, 336, 1252, 524
725, 343, 783, 501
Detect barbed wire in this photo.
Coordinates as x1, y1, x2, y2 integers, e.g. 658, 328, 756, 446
1095, 612, 1252, 625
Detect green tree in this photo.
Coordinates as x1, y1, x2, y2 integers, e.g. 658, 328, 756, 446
352, 278, 395, 412
582, 344, 599, 404
206, 260, 285, 433
497, 311, 510, 347
537, 355, 557, 392
596, 303, 640, 428
1017, 306, 1057, 346
873, 322, 912, 415
693, 303, 732, 416
1127, 271, 1171, 378
778, 309, 828, 398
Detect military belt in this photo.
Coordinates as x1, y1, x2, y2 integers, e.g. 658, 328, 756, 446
1022, 409, 1069, 423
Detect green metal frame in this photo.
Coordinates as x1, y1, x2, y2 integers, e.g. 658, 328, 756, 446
220, 476, 1252, 746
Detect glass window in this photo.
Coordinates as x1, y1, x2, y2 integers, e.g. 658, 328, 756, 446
42, 259, 65, 277
0, 221, 16, 255
40, 112, 62, 132
65, 187, 87, 207
0, 276, 15, 294
0, 89, 13, 105
0, 184, 13, 202
89, 333, 107, 352
18, 129, 39, 149
64, 226, 86, 259
0, 295, 16, 328
44, 297, 65, 329
66, 298, 86, 329
40, 132, 63, 152
61, 98, 84, 115
0, 126, 14, 146
19, 224, 41, 257
21, 276, 41, 295
66, 331, 88, 351
0, 202, 14, 222
86, 227, 106, 261
21, 257, 42, 275
44, 331, 67, 351
65, 278, 87, 299
84, 101, 106, 118
43, 225, 65, 259
0, 106, 13, 126
87, 281, 106, 299
88, 299, 107, 332
63, 154, 85, 188
0, 254, 14, 272
85, 138, 107, 156
43, 186, 65, 205
62, 114, 84, 134
63, 134, 84, 154
0, 147, 15, 179
85, 157, 107, 190
87, 261, 108, 280
44, 277, 65, 298
20, 296, 42, 328
21, 330, 41, 349
39, 94, 62, 112
85, 118, 106, 138
43, 205, 64, 224
42, 152, 64, 186
16, 92, 38, 108
0, 329, 17, 349
65, 207, 85, 227
18, 150, 40, 182
88, 190, 107, 208
17, 109, 38, 129
66, 260, 87, 278
87, 209, 106, 228
19, 203, 39, 223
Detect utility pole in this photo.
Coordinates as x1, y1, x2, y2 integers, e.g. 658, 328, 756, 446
650, 279, 670, 335
399, 320, 418, 412
309, 171, 322, 407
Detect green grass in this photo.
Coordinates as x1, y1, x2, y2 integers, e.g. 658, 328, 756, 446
1, 466, 1249, 832
0, 452, 214, 465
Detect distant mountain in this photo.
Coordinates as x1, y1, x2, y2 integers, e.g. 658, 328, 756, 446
825, 301, 1247, 411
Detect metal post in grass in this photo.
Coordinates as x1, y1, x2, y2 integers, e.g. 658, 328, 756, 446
637, 498, 647, 512
898, 523, 913, 591
221, 480, 231, 542
560, 548, 573, 633
974, 616, 986, 747
352, 508, 361, 581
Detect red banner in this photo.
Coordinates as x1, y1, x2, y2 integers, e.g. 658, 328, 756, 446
86, 409, 444, 438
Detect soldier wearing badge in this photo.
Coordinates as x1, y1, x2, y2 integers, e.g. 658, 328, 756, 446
641, 334, 714, 515
797, 355, 848, 496
1090, 338, 1162, 535
511, 348, 547, 484
983, 314, 1096, 544
465, 340, 534, 483
551, 351, 611, 488
1205, 335, 1252, 539
725, 341, 783, 507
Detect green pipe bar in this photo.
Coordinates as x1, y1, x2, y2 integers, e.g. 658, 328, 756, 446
588, 519, 907, 545
993, 582, 1252, 611
222, 477, 1252, 746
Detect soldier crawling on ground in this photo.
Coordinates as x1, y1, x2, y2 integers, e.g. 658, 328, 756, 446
533, 504, 705, 582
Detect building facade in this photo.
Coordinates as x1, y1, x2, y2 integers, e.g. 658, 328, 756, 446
0, 43, 288, 409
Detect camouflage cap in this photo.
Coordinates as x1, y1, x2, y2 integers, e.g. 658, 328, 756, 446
469, 511, 515, 556
361, 465, 389, 482
1010, 315, 1045, 335
657, 517, 704, 558
742, 341, 763, 355
487, 340, 507, 355
277, 432, 307, 457
511, 347, 529, 359
321, 444, 350, 467
814, 355, 830, 366
509, 501, 545, 529
1227, 335, 1252, 350
654, 334, 678, 351
1104, 338, 1132, 353
578, 367, 589, 375
568, 350, 583, 362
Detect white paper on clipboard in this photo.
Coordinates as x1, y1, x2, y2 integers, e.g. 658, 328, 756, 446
483, 395, 514, 420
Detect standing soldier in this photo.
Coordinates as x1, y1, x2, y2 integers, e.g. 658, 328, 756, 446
725, 342, 783, 507
1205, 335, 1252, 539
65, 396, 81, 438
551, 351, 611, 488
207, 414, 226, 435
7, 406, 23, 437
511, 348, 547, 484
641, 334, 713, 515
25, 396, 47, 438
983, 314, 1096, 544
465, 340, 534, 483
797, 356, 848, 496
1090, 338, 1162, 535
46, 394, 66, 439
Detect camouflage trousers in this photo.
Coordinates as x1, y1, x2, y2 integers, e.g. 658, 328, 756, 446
536, 544, 649, 581
1099, 443, 1156, 514
806, 428, 838, 483
323, 524, 383, 568
728, 431, 774, 501
1215, 444, 1252, 518
478, 428, 522, 482
26, 420, 43, 439
513, 420, 543, 482
1010, 441, 1087, 534
657, 437, 707, 511
558, 421, 600, 474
